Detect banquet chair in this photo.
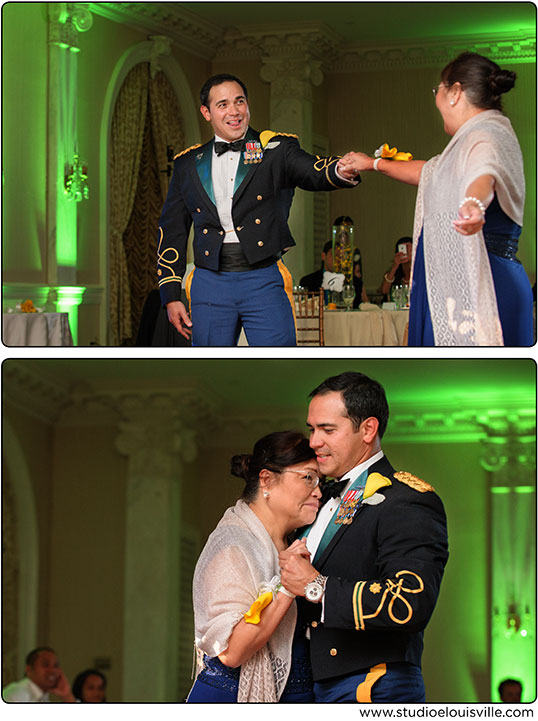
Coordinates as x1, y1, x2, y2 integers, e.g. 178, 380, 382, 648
293, 289, 324, 346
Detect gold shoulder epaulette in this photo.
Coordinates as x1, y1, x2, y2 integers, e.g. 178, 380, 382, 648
260, 130, 299, 148
394, 471, 435, 493
274, 131, 299, 139
174, 144, 202, 159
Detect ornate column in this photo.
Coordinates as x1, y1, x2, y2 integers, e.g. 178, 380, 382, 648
260, 44, 323, 282
115, 395, 197, 701
47, 3, 93, 342
477, 412, 536, 702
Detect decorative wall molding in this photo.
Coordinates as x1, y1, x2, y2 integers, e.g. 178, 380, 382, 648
3, 363, 73, 425
148, 34, 172, 77
90, 2, 220, 59
329, 32, 537, 72
90, 4, 536, 68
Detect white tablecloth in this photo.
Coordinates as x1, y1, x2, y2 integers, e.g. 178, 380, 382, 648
2, 313, 74, 346
324, 308, 409, 346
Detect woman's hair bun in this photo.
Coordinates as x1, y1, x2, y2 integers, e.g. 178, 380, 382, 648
490, 69, 516, 95
230, 454, 252, 480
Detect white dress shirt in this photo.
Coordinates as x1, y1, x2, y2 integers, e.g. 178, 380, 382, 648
304, 450, 385, 623
306, 449, 385, 560
2, 677, 50, 702
212, 134, 244, 244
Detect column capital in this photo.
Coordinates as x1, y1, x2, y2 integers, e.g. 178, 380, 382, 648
475, 411, 536, 473
260, 55, 323, 100
48, 3, 93, 51
114, 395, 198, 478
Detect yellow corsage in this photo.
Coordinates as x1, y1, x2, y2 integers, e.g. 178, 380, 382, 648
244, 576, 284, 625
244, 591, 274, 624
374, 143, 413, 162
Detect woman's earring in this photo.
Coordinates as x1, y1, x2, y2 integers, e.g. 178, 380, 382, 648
263, 491, 270, 498
450, 99, 455, 106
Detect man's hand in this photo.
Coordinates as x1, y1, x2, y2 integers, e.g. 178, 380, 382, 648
279, 549, 319, 597
50, 670, 76, 702
166, 300, 193, 339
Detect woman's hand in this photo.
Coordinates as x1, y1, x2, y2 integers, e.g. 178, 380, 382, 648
453, 201, 486, 236
338, 151, 374, 175
282, 538, 311, 559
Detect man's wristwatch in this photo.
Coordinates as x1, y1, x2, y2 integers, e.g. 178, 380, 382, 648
304, 573, 328, 602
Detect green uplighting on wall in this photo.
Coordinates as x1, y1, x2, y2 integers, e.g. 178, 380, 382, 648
55, 286, 85, 344
55, 198, 78, 267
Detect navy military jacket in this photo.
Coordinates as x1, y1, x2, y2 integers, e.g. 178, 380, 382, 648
157, 127, 357, 305
299, 455, 449, 682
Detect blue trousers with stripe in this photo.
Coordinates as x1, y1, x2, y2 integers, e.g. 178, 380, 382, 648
187, 263, 296, 346
314, 662, 425, 703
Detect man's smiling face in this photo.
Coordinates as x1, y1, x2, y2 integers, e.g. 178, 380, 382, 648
307, 391, 371, 479
200, 81, 250, 142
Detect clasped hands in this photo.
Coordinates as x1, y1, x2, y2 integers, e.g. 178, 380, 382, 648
336, 151, 372, 180
279, 538, 319, 597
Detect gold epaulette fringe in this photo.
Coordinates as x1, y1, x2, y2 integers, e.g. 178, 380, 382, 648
174, 144, 202, 159
394, 471, 435, 493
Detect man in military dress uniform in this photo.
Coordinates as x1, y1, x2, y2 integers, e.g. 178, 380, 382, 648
157, 73, 358, 346
279, 371, 448, 702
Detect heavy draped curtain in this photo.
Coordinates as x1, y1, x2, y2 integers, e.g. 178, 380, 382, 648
109, 64, 184, 345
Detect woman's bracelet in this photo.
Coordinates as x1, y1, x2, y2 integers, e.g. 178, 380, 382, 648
373, 158, 382, 171
459, 196, 486, 215
276, 583, 296, 598
384, 273, 394, 284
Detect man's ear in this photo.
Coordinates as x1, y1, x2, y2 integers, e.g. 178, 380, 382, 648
361, 417, 379, 444
200, 104, 211, 122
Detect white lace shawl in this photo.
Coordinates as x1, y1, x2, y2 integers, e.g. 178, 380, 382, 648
192, 500, 297, 702
412, 109, 525, 345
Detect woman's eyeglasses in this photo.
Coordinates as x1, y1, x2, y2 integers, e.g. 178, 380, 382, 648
280, 468, 321, 489
432, 84, 446, 97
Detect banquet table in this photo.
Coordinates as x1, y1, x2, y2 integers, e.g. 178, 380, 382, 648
324, 307, 409, 346
2, 313, 74, 346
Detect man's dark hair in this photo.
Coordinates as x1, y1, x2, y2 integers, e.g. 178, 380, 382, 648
310, 371, 389, 438
200, 74, 248, 108
25, 647, 55, 668
498, 679, 522, 696
322, 241, 332, 254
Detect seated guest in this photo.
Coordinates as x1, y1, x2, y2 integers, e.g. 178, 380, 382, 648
379, 237, 413, 301
498, 678, 523, 703
3, 647, 76, 702
299, 241, 334, 291
72, 669, 107, 703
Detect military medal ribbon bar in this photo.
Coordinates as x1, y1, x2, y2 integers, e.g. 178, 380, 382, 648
335, 488, 363, 525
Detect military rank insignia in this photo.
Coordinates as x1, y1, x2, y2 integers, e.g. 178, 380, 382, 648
334, 488, 363, 525
243, 141, 263, 164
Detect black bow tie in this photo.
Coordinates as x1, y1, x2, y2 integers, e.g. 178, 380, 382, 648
322, 478, 349, 501
214, 139, 245, 156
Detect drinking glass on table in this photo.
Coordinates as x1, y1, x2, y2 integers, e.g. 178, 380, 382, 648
342, 284, 355, 311
392, 285, 404, 310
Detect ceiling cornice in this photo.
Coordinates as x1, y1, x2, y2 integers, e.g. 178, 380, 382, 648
89, 4, 535, 68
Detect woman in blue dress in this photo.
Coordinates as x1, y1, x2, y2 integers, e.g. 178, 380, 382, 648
187, 431, 320, 703
339, 52, 533, 346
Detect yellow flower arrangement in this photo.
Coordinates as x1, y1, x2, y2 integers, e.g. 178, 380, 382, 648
20, 299, 38, 313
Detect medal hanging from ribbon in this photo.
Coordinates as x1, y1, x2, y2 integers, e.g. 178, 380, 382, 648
334, 488, 363, 525
243, 141, 263, 164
